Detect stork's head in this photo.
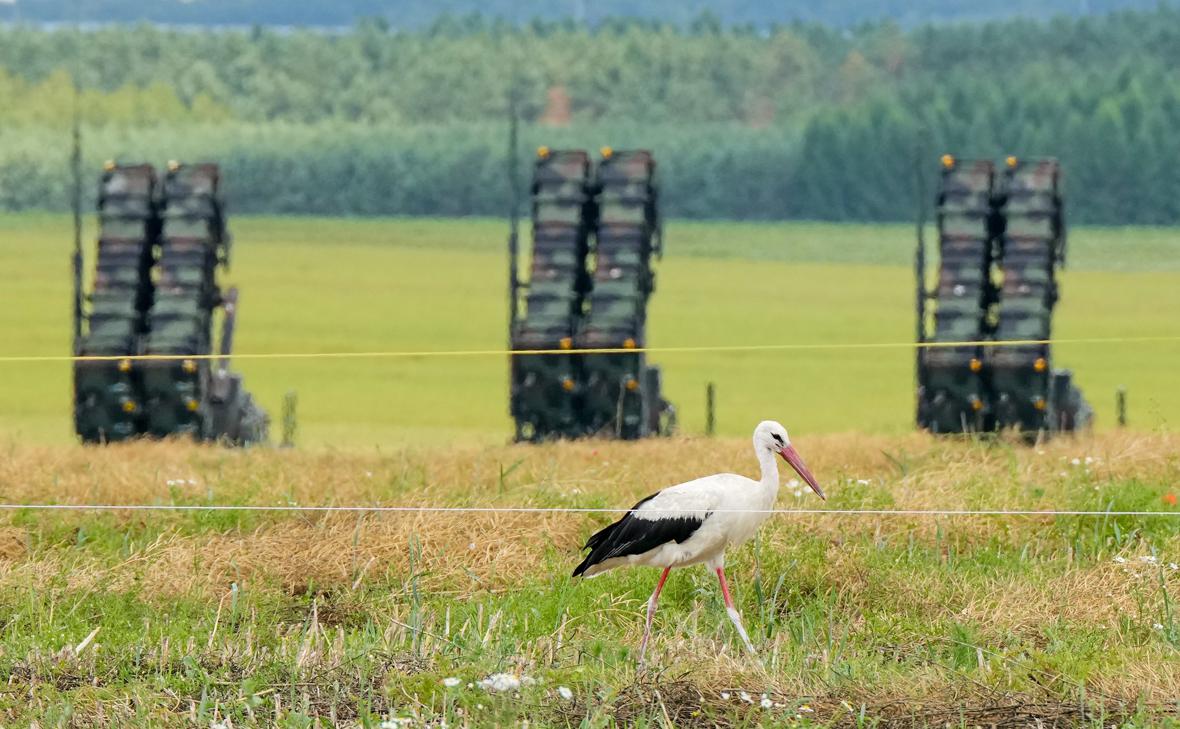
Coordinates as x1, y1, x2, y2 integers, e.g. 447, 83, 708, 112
754, 420, 826, 500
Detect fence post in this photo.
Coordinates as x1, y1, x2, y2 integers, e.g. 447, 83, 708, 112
705, 382, 715, 437
281, 390, 298, 448
1116, 386, 1127, 427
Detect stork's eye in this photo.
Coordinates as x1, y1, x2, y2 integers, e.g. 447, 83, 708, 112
771, 433, 784, 446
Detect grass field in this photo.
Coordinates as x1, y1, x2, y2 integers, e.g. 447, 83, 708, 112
0, 433, 1178, 725
1, 214, 1180, 725
0, 214, 1178, 446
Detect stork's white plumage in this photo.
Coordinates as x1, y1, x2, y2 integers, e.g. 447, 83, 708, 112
573, 420, 825, 661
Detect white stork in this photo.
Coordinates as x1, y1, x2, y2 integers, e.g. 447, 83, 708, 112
573, 420, 825, 661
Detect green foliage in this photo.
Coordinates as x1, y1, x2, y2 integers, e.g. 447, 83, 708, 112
0, 122, 799, 218
0, 69, 230, 127
1, 0, 1162, 27
4, 9, 1180, 221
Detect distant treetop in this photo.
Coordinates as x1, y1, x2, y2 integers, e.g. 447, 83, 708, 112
0, 0, 1169, 29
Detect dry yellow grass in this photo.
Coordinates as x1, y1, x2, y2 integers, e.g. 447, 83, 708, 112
1, 431, 1178, 597
2, 429, 1176, 506
1, 431, 1178, 725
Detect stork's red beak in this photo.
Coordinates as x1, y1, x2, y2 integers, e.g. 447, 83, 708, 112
780, 444, 826, 500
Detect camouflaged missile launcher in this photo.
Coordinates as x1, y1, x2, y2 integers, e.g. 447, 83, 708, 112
74, 163, 159, 442
141, 163, 226, 437
72, 162, 267, 445
919, 159, 998, 433
917, 156, 1090, 438
990, 158, 1090, 434
510, 148, 675, 442
510, 150, 594, 441
578, 150, 661, 439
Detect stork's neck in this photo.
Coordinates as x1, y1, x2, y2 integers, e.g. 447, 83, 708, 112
756, 445, 780, 493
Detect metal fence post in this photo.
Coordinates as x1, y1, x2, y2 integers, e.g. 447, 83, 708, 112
281, 390, 298, 448
705, 382, 715, 437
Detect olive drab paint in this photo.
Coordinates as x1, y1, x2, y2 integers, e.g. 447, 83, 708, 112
510, 149, 594, 440
510, 148, 676, 441
921, 157, 997, 433
73, 163, 268, 445
917, 156, 1092, 438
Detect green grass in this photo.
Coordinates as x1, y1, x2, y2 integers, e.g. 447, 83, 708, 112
0, 213, 1178, 446
0, 434, 1178, 725
3, 215, 1180, 726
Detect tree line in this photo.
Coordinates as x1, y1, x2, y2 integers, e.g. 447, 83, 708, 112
2, 0, 1160, 30
1, 8, 1179, 223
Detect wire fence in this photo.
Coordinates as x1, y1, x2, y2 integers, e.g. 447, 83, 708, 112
3, 334, 1179, 363
2, 332, 1177, 523
0, 504, 1177, 518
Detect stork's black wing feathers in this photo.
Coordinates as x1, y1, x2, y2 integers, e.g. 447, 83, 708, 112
572, 491, 707, 577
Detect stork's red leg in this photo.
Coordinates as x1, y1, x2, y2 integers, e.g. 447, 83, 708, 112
638, 566, 671, 665
716, 567, 736, 608
715, 567, 757, 655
